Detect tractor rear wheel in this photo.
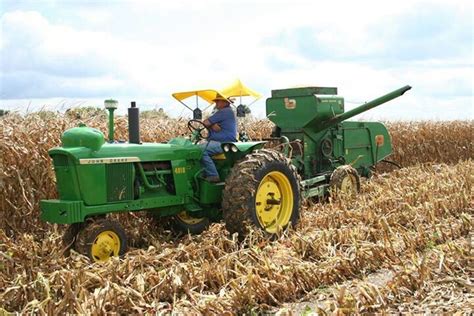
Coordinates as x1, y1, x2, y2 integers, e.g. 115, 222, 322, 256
222, 149, 301, 238
172, 211, 210, 234
329, 165, 361, 197
75, 218, 128, 262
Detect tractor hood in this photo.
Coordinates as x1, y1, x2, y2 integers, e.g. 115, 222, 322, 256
49, 141, 202, 164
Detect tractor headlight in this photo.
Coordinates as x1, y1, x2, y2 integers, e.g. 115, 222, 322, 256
231, 145, 238, 152
223, 144, 230, 152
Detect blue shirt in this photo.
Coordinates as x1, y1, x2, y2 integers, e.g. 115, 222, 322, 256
208, 106, 237, 142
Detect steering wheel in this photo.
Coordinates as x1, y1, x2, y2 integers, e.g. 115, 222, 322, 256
187, 119, 210, 143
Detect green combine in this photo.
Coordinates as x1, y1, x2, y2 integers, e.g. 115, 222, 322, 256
40, 84, 411, 261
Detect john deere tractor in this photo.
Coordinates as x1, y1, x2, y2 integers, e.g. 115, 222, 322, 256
40, 85, 411, 262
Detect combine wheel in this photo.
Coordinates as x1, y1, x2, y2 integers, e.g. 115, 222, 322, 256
172, 211, 210, 234
329, 165, 360, 197
222, 149, 301, 238
75, 218, 128, 262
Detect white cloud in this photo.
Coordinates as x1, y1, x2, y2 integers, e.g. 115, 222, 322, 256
0, 0, 472, 120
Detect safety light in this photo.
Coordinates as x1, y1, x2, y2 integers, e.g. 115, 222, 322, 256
104, 99, 118, 142
104, 99, 118, 109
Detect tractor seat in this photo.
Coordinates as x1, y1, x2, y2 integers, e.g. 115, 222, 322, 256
212, 153, 226, 160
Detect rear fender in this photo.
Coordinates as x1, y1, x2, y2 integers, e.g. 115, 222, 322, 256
212, 141, 266, 180
221, 141, 266, 159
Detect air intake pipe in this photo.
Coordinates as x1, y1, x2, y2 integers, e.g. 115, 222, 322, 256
128, 101, 140, 144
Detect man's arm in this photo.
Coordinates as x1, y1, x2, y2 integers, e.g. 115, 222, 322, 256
203, 119, 222, 131
204, 110, 227, 132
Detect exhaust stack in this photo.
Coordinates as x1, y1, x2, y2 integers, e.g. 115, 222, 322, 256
128, 101, 140, 144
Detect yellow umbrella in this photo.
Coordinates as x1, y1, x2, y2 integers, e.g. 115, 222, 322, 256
172, 89, 230, 111
221, 79, 262, 101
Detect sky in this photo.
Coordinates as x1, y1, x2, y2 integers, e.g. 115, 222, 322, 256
0, 0, 473, 120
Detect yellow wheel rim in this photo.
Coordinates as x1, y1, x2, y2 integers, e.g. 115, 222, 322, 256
255, 171, 294, 233
91, 230, 121, 262
176, 211, 205, 225
340, 174, 357, 194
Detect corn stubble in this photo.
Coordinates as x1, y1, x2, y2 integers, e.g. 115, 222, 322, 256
1, 113, 473, 314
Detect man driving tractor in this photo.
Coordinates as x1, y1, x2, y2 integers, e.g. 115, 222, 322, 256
200, 94, 237, 182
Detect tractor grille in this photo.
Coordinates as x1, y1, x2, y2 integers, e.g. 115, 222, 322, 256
52, 154, 69, 167
106, 163, 134, 202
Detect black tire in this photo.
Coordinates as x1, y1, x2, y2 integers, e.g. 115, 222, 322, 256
172, 211, 210, 235
75, 218, 128, 262
62, 223, 82, 255
329, 165, 361, 197
222, 149, 301, 238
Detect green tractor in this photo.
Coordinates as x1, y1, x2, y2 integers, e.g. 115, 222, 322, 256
40, 85, 411, 262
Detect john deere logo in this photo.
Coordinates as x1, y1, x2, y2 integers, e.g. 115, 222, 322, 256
284, 98, 296, 109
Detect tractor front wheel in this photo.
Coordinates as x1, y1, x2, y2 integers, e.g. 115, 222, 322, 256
222, 149, 301, 238
75, 218, 128, 262
62, 223, 82, 255
172, 211, 210, 234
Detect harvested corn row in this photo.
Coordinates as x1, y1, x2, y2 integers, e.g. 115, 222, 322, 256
0, 112, 473, 313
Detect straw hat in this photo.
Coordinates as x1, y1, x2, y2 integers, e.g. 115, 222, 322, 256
212, 94, 231, 103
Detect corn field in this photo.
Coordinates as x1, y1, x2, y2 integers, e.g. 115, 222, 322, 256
1, 112, 473, 314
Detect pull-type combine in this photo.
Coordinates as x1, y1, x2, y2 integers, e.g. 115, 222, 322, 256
40, 84, 411, 261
